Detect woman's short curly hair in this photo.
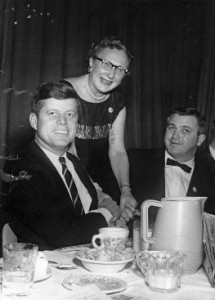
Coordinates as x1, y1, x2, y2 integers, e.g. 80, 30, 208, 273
87, 36, 135, 63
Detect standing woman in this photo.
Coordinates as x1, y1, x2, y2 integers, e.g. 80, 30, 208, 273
62, 37, 136, 221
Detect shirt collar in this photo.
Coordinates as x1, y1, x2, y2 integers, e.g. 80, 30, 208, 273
209, 145, 215, 160
165, 150, 195, 168
35, 140, 67, 161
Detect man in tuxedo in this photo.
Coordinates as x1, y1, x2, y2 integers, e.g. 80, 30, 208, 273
128, 107, 215, 220
7, 81, 123, 250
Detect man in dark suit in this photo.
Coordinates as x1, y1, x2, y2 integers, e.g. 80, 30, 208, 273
207, 120, 215, 160
128, 107, 215, 220
7, 81, 123, 250
197, 120, 215, 164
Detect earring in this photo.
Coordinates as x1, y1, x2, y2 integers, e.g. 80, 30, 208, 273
88, 66, 92, 73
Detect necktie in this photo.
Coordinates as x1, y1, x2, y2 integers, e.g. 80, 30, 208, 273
166, 158, 192, 173
59, 156, 84, 215
67, 152, 98, 210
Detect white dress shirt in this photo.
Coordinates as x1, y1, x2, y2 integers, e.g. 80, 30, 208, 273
209, 145, 215, 160
165, 151, 194, 197
37, 143, 112, 223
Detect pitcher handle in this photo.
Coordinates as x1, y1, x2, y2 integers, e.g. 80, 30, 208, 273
141, 200, 163, 245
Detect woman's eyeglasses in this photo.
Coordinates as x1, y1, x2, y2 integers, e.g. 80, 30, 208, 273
93, 56, 129, 76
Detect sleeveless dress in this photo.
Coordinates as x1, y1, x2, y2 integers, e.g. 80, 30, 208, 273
61, 80, 125, 203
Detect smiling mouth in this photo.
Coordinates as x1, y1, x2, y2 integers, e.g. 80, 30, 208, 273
101, 77, 112, 85
54, 130, 68, 135
170, 141, 181, 146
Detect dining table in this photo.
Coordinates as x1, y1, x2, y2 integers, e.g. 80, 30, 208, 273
0, 241, 215, 300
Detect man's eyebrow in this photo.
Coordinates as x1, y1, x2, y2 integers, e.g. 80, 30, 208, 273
167, 123, 192, 130
181, 125, 192, 129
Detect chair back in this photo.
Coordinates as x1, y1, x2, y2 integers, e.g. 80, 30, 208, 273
2, 223, 17, 247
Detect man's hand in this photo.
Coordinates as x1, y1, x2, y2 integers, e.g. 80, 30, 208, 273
120, 190, 137, 222
98, 195, 121, 220
108, 216, 127, 228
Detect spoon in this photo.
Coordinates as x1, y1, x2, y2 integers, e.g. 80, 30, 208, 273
48, 261, 76, 270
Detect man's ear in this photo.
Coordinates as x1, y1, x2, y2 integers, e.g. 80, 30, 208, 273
89, 57, 93, 68
29, 113, 38, 130
197, 134, 206, 147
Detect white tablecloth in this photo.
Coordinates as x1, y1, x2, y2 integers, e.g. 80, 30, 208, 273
1, 247, 215, 300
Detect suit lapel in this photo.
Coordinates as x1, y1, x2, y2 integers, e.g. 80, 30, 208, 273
187, 158, 206, 196
187, 169, 199, 196
29, 142, 71, 201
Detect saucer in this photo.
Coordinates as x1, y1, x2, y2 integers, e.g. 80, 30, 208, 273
74, 248, 135, 273
62, 274, 127, 294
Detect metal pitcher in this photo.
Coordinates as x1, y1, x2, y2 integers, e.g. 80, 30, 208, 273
141, 197, 207, 274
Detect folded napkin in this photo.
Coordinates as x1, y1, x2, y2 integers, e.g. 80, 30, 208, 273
44, 250, 76, 266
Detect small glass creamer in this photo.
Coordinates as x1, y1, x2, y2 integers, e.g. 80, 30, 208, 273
136, 250, 186, 293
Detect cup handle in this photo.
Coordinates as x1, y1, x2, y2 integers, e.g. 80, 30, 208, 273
92, 233, 104, 249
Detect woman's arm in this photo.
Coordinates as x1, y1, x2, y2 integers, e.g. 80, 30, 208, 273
108, 108, 137, 222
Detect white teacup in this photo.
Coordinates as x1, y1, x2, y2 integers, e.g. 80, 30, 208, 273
92, 227, 129, 252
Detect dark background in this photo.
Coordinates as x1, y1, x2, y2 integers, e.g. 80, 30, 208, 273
1, 0, 215, 157
1, 0, 215, 252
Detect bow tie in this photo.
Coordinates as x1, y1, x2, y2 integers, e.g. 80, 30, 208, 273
166, 158, 192, 173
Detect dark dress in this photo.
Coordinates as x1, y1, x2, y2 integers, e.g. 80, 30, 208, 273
62, 80, 125, 204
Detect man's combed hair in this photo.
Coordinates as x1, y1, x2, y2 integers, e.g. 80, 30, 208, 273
88, 36, 135, 62
31, 81, 79, 115
167, 107, 206, 135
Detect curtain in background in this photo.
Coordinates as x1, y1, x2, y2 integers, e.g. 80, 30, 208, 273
0, 0, 212, 173
197, 0, 215, 144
